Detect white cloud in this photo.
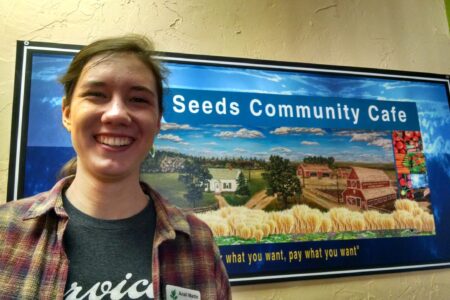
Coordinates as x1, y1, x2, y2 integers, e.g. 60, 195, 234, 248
347, 132, 392, 151
233, 148, 248, 153
301, 141, 319, 145
160, 122, 196, 131
302, 152, 316, 157
333, 130, 356, 136
270, 147, 292, 154
157, 134, 188, 145
368, 138, 392, 150
288, 87, 309, 96
41, 96, 62, 108
349, 132, 384, 142
32, 66, 68, 81
270, 127, 326, 135
214, 128, 264, 139
382, 82, 434, 90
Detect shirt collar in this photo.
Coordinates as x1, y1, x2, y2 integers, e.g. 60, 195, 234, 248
22, 176, 192, 237
22, 176, 72, 220
141, 182, 192, 238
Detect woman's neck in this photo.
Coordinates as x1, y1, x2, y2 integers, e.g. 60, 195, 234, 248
65, 168, 149, 220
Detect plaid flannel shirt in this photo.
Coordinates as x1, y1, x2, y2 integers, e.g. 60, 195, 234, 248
0, 177, 231, 299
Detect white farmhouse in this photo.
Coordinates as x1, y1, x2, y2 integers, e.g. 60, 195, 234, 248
206, 168, 242, 194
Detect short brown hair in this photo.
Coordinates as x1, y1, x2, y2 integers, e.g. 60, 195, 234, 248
59, 34, 166, 114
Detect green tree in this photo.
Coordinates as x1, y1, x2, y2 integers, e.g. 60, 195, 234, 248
140, 150, 161, 173
178, 159, 212, 207
303, 155, 335, 168
262, 155, 301, 209
327, 156, 335, 168
235, 172, 250, 196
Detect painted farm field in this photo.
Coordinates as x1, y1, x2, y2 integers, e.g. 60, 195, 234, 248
198, 199, 436, 246
140, 150, 435, 246
193, 160, 435, 245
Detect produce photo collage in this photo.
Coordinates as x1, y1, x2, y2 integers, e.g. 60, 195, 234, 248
392, 130, 429, 202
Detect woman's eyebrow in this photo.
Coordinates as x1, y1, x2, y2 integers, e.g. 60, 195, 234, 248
131, 85, 156, 96
80, 81, 154, 95
80, 80, 106, 88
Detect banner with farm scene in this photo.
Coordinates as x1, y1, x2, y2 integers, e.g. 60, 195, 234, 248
9, 41, 450, 283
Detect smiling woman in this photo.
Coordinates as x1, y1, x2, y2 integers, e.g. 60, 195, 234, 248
62, 52, 161, 185
0, 35, 230, 300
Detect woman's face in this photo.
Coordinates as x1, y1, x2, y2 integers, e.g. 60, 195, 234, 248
62, 52, 161, 180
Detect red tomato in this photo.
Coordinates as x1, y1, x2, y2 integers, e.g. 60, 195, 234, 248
399, 178, 407, 186
405, 131, 414, 139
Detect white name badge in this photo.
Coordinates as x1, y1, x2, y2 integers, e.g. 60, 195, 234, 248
166, 284, 201, 300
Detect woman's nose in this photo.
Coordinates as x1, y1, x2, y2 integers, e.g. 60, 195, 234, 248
101, 96, 132, 125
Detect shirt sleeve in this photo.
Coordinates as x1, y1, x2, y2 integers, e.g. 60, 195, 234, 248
213, 241, 232, 299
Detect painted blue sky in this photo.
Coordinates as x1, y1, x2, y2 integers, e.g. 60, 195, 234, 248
159, 63, 449, 163
28, 54, 73, 147
28, 53, 449, 165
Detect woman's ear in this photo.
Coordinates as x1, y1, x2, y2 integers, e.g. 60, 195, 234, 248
62, 97, 71, 132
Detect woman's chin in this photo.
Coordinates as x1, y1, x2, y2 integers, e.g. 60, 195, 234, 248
86, 162, 139, 181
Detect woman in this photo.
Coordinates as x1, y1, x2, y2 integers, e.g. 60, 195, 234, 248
0, 35, 231, 299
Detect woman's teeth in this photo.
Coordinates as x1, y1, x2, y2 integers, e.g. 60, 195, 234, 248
96, 136, 132, 146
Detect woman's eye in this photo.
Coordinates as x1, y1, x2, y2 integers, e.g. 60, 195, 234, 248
83, 91, 106, 98
131, 97, 149, 104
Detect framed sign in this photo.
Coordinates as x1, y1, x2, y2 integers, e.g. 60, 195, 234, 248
8, 41, 450, 284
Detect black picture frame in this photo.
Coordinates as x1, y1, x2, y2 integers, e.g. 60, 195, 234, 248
8, 40, 450, 284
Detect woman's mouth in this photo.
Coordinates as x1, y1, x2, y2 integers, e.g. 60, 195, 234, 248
95, 135, 133, 147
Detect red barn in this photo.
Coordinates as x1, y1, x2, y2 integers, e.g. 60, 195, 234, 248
342, 167, 396, 209
297, 164, 332, 179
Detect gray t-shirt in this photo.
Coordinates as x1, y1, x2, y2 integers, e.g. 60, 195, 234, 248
62, 193, 156, 300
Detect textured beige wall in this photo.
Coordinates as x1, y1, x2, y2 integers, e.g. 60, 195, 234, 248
1, 0, 450, 298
